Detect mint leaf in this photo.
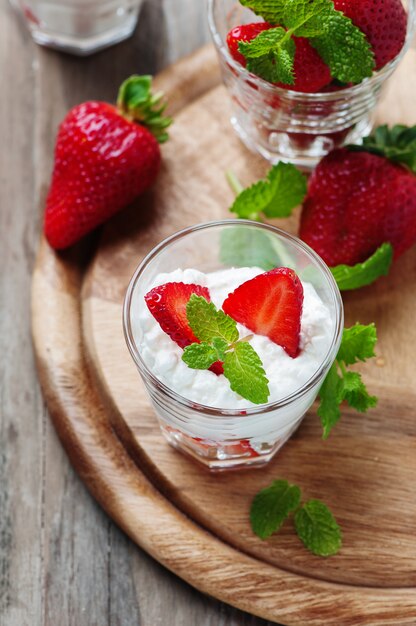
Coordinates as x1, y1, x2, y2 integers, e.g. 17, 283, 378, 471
238, 28, 296, 84
187, 295, 239, 343
357, 124, 416, 173
229, 162, 307, 221
239, 0, 374, 85
318, 323, 377, 438
250, 479, 301, 539
223, 342, 270, 404
182, 343, 218, 370
337, 323, 377, 366
331, 243, 393, 291
220, 227, 280, 271
311, 11, 374, 83
212, 337, 228, 361
341, 371, 378, 413
294, 499, 342, 556
239, 0, 286, 23
283, 0, 331, 37
317, 364, 343, 439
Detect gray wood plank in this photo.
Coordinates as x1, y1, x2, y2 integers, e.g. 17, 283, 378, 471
0, 0, 279, 624
0, 3, 44, 626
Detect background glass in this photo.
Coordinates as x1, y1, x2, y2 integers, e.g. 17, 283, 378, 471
10, 0, 144, 55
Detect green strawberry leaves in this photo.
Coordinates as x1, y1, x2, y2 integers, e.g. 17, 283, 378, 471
349, 124, 416, 173
251, 479, 342, 556
117, 75, 172, 143
183, 295, 270, 404
237, 0, 374, 85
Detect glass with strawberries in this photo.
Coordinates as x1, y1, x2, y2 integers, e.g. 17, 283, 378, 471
208, 0, 416, 168
123, 220, 343, 470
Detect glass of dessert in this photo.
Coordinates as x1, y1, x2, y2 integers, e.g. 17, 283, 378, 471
123, 220, 344, 470
208, 0, 416, 168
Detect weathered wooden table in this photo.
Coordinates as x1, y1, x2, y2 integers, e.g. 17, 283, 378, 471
0, 1, 276, 624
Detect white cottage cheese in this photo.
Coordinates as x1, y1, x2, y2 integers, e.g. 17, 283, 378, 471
133, 267, 334, 409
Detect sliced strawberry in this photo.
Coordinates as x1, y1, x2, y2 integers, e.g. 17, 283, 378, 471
222, 268, 304, 358
145, 282, 224, 374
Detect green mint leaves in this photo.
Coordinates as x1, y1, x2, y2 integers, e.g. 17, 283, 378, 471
238, 0, 374, 85
318, 323, 378, 439
294, 499, 342, 556
239, 28, 296, 84
182, 295, 270, 404
186, 295, 239, 343
250, 479, 341, 556
223, 342, 270, 405
251, 480, 301, 539
330, 243, 393, 291
350, 124, 416, 173
229, 162, 307, 221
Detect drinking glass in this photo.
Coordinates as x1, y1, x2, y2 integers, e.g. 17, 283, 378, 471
123, 220, 344, 470
10, 0, 143, 55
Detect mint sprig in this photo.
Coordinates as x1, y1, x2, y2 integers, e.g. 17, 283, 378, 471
229, 162, 307, 221
330, 243, 393, 291
250, 480, 301, 539
238, 0, 374, 85
318, 323, 378, 439
182, 295, 270, 404
294, 499, 342, 556
250, 478, 342, 556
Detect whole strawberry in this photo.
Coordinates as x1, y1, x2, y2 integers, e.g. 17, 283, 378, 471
227, 23, 332, 93
299, 125, 416, 267
44, 75, 171, 249
333, 0, 407, 70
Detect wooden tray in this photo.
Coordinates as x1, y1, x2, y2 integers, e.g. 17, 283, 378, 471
32, 44, 416, 626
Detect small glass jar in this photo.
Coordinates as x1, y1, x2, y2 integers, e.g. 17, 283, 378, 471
208, 0, 416, 168
10, 0, 143, 55
123, 220, 343, 471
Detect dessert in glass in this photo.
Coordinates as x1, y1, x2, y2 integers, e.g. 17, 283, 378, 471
207, 0, 416, 168
123, 220, 343, 470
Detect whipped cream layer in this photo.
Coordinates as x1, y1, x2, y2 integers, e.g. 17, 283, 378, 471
134, 267, 334, 409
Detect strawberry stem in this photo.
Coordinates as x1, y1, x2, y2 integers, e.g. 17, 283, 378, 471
117, 75, 172, 144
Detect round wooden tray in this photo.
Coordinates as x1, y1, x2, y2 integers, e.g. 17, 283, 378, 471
32, 45, 416, 626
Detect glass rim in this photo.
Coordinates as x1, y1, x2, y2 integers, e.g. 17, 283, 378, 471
123, 219, 344, 417
207, 0, 416, 101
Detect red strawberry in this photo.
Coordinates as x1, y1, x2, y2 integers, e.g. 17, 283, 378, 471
222, 268, 304, 358
145, 282, 224, 375
299, 127, 416, 267
226, 23, 331, 93
44, 76, 171, 249
333, 0, 407, 70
